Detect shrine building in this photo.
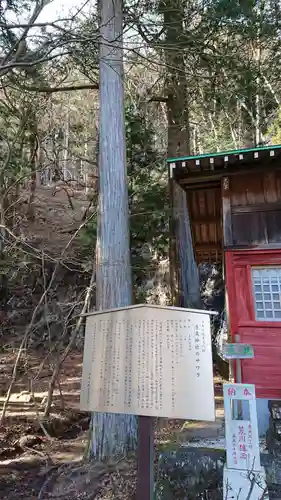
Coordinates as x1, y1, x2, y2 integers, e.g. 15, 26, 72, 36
168, 143, 281, 434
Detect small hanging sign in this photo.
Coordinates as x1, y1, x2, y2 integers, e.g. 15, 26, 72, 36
223, 343, 254, 359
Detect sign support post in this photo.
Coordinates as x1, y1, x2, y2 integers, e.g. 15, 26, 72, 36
80, 304, 216, 500
137, 416, 154, 500
234, 334, 243, 383
223, 338, 254, 419
235, 334, 242, 418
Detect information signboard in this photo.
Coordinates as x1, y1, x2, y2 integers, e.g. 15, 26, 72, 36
80, 305, 216, 421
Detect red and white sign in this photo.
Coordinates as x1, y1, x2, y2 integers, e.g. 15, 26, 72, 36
224, 383, 261, 471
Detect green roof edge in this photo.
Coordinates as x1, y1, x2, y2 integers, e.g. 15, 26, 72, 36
167, 144, 281, 163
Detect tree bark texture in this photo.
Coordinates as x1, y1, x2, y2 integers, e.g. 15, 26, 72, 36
91, 0, 137, 461
162, 0, 201, 308
27, 109, 38, 221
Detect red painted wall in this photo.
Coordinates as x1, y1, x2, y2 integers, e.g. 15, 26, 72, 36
225, 249, 281, 399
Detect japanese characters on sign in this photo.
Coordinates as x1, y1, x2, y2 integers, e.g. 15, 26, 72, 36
223, 343, 254, 360
224, 383, 261, 472
80, 305, 215, 421
232, 430, 237, 466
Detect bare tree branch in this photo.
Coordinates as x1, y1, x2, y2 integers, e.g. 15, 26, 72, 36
18, 82, 99, 93
43, 266, 95, 417
0, 209, 97, 424
1, 0, 54, 67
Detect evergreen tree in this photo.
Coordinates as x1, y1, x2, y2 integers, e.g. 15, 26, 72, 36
81, 102, 168, 299
126, 104, 168, 292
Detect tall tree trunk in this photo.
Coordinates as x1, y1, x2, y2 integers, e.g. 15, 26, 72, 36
27, 110, 38, 221
0, 190, 7, 335
254, 0, 264, 146
90, 0, 137, 461
63, 109, 69, 180
162, 0, 201, 308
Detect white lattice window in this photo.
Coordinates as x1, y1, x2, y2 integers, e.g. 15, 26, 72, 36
252, 267, 281, 321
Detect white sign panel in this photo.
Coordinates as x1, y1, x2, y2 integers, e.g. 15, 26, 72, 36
224, 383, 261, 471
80, 305, 215, 421
223, 466, 268, 500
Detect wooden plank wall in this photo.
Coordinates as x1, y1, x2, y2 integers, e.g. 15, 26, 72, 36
188, 185, 222, 263
224, 171, 281, 247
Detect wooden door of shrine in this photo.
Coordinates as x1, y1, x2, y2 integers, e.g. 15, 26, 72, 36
225, 248, 281, 399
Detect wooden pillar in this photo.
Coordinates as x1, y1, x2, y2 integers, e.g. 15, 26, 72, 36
168, 170, 178, 305
222, 176, 233, 247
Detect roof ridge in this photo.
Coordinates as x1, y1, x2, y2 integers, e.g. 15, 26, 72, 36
167, 143, 281, 163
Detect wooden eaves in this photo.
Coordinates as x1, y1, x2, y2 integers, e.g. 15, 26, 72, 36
168, 144, 281, 188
